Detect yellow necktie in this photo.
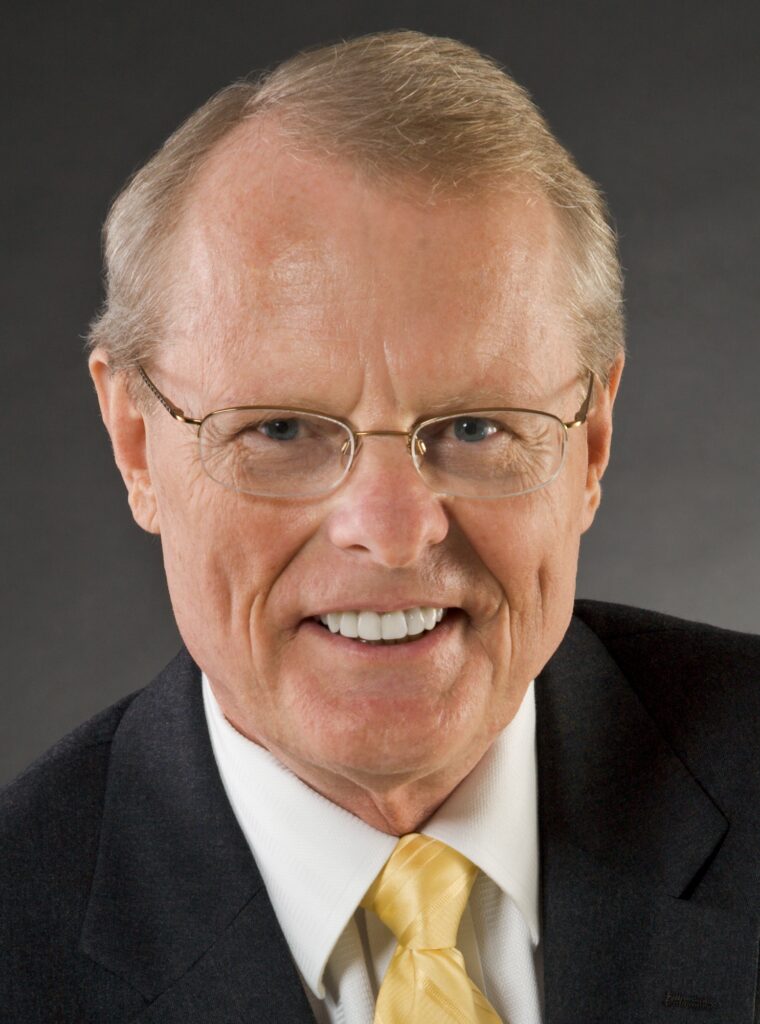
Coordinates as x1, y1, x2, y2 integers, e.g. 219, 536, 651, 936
361, 833, 504, 1024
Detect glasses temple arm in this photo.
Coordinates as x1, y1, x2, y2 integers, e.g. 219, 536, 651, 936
567, 371, 595, 427
137, 366, 202, 426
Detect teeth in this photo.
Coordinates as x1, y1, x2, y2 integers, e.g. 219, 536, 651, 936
317, 606, 448, 643
404, 607, 426, 636
338, 611, 358, 638
420, 607, 437, 630
381, 611, 407, 640
357, 611, 382, 641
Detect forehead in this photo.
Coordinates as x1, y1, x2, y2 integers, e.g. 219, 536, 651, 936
165, 121, 574, 410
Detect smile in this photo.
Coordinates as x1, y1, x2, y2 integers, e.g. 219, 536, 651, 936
315, 607, 448, 644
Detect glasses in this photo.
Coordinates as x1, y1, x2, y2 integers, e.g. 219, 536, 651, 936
138, 366, 594, 500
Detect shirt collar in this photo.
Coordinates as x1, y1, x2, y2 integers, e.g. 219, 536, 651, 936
203, 674, 538, 999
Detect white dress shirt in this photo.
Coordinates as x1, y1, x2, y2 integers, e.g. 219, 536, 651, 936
203, 675, 543, 1024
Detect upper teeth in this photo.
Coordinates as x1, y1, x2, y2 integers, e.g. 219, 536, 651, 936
318, 606, 445, 641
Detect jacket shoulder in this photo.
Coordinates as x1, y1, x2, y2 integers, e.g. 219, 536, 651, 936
574, 597, 760, 649
572, 598, 760, 703
572, 599, 760, 806
0, 690, 145, 1016
573, 599, 760, 684
0, 688, 140, 826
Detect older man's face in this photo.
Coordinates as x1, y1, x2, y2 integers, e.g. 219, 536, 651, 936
95, 125, 618, 803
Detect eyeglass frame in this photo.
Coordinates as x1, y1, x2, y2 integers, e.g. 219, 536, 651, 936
136, 364, 595, 499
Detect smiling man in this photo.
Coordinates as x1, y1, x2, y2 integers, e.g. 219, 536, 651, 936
3, 31, 759, 1024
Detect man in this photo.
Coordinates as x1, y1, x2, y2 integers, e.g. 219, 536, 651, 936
2, 29, 758, 1024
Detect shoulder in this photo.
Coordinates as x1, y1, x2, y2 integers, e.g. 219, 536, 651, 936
0, 688, 139, 913
0, 687, 144, 1010
572, 597, 760, 674
572, 598, 760, 803
0, 690, 138, 857
574, 596, 758, 641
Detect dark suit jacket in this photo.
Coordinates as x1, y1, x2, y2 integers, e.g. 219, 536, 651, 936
2, 600, 760, 1023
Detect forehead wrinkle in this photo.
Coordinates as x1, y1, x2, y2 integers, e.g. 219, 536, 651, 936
370, 225, 564, 395
370, 296, 559, 412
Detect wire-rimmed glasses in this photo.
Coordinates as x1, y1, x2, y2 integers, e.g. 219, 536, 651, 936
138, 366, 594, 500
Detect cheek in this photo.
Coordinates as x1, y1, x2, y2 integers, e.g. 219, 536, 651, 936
149, 445, 317, 658
455, 480, 582, 635
458, 493, 570, 582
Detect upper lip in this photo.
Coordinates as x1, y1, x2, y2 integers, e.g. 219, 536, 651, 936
305, 601, 459, 618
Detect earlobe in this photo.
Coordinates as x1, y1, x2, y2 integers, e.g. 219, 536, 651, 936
89, 350, 161, 535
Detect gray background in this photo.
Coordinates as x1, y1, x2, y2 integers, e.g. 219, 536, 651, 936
2, 0, 758, 785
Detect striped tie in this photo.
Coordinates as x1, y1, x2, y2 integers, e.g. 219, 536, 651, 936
361, 833, 504, 1024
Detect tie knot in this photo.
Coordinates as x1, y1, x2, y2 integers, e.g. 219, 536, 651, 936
361, 834, 478, 950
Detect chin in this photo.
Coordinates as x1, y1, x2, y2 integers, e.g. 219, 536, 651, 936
286, 693, 484, 784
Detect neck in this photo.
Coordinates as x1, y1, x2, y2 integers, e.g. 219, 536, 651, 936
244, 733, 493, 835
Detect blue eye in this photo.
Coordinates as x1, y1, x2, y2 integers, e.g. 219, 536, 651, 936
260, 418, 300, 441
452, 417, 498, 443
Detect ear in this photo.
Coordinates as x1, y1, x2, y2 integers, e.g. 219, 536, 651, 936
89, 350, 160, 534
580, 353, 624, 533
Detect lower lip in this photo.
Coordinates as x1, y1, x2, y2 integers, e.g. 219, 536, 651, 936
299, 611, 463, 659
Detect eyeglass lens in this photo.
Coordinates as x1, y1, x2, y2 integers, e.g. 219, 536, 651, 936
197, 408, 566, 498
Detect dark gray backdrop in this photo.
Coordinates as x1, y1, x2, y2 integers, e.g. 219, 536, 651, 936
3, 0, 758, 785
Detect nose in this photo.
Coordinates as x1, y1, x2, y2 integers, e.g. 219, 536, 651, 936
325, 435, 450, 568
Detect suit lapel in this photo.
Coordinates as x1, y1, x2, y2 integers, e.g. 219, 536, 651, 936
536, 616, 758, 1023
79, 649, 315, 1023
129, 886, 317, 1023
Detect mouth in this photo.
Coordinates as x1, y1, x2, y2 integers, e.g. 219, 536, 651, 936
311, 606, 454, 645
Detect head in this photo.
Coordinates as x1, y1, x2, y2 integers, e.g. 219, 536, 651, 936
89, 32, 624, 829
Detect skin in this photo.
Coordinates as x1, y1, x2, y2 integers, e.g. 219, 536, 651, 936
90, 122, 623, 835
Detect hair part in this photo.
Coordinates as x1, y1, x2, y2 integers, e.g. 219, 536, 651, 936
87, 31, 624, 386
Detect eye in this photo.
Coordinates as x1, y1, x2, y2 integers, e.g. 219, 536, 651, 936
450, 417, 500, 443
257, 417, 301, 441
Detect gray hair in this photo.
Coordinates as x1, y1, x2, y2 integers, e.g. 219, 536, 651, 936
87, 31, 624, 383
